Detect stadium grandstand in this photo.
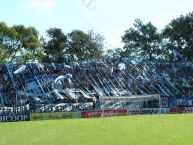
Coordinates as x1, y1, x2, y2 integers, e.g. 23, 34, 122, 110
1, 61, 193, 115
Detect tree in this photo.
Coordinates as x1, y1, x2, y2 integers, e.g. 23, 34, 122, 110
42, 28, 67, 63
0, 23, 41, 63
163, 12, 193, 61
103, 48, 123, 64
0, 22, 10, 63
11, 25, 41, 63
122, 19, 162, 61
67, 30, 104, 61
0, 22, 20, 63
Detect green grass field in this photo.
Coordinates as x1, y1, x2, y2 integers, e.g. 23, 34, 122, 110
0, 114, 193, 145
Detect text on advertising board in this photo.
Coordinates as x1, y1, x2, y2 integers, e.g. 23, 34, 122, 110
0, 114, 29, 122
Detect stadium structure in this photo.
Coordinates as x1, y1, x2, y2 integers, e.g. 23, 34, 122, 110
1, 60, 192, 116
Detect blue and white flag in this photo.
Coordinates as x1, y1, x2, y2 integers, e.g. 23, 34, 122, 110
173, 48, 182, 60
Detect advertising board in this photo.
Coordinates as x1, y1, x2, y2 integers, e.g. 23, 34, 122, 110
128, 108, 170, 115
43, 112, 61, 120
61, 112, 77, 119
0, 114, 29, 122
81, 109, 127, 118
170, 107, 185, 114
141, 108, 169, 115
127, 110, 141, 115
183, 107, 193, 113
30, 112, 77, 121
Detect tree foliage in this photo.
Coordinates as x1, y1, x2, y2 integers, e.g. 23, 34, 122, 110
42, 28, 67, 63
0, 22, 10, 63
0, 22, 41, 63
67, 30, 104, 61
163, 12, 193, 61
1, 11, 193, 63
122, 19, 162, 61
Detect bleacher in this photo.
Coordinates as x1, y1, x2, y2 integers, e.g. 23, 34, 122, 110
1, 62, 193, 114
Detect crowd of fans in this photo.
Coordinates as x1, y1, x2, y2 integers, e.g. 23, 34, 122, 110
1, 61, 193, 114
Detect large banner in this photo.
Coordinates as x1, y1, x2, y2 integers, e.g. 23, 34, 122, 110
81, 109, 127, 118
30, 112, 77, 121
0, 114, 29, 122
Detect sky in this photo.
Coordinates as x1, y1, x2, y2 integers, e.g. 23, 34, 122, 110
0, 0, 193, 49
